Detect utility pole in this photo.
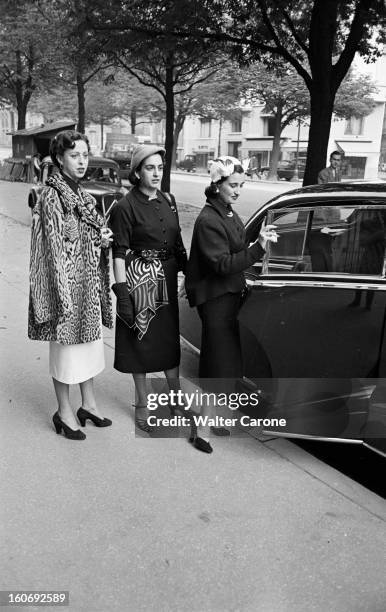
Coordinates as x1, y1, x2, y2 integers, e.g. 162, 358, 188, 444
291, 117, 301, 182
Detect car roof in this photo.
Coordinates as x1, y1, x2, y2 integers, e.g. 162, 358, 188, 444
265, 182, 386, 208
42, 155, 119, 168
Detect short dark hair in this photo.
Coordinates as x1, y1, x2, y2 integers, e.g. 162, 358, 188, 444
330, 150, 342, 160
205, 163, 244, 198
49, 130, 90, 168
128, 150, 166, 186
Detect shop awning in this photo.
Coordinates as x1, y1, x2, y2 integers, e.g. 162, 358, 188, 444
336, 140, 374, 155
242, 138, 273, 150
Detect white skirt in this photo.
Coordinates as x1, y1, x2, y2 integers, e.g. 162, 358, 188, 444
49, 338, 105, 384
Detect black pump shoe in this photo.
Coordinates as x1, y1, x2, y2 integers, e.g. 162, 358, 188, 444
53, 412, 86, 440
77, 407, 112, 428
189, 435, 213, 454
189, 421, 213, 453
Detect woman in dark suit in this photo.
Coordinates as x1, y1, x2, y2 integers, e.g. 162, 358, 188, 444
185, 156, 278, 452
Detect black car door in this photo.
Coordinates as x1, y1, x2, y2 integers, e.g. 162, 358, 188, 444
240, 200, 386, 447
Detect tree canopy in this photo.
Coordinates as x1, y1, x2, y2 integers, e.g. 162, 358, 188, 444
0, 0, 58, 128
86, 0, 385, 184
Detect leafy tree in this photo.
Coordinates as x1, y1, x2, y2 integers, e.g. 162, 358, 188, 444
80, 0, 223, 190
102, 70, 164, 135
166, 65, 243, 165
241, 63, 378, 179
33, 0, 118, 133
0, 0, 58, 129
111, 0, 386, 185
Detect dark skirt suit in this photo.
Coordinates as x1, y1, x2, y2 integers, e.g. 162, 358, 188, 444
185, 198, 265, 378
109, 187, 186, 373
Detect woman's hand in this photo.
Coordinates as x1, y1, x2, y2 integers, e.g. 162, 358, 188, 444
256, 224, 279, 250
101, 227, 113, 248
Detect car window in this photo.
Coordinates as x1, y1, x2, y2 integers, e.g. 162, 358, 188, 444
262, 204, 386, 276
274, 211, 299, 225
84, 166, 120, 184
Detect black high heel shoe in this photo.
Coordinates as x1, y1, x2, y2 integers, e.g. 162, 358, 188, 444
52, 412, 86, 440
134, 405, 152, 433
77, 407, 112, 428
189, 421, 213, 454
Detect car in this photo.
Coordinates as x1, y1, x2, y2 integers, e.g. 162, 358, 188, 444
114, 157, 131, 180
28, 156, 126, 219
245, 164, 270, 180
177, 155, 197, 172
277, 159, 306, 181
179, 182, 386, 456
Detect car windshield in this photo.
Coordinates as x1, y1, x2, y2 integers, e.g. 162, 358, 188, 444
84, 165, 120, 184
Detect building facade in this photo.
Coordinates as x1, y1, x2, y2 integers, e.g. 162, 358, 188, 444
177, 52, 386, 179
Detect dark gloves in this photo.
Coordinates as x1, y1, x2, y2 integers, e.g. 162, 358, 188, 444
111, 282, 134, 327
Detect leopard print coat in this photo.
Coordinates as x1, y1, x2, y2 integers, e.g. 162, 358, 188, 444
28, 173, 113, 344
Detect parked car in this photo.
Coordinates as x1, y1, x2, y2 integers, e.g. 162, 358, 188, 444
177, 155, 197, 172
114, 157, 131, 180
179, 182, 386, 456
277, 159, 306, 181
245, 164, 270, 180
28, 156, 126, 219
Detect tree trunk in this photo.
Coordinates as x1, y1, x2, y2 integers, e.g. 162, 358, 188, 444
172, 112, 185, 169
15, 50, 27, 130
217, 115, 223, 156
303, 83, 335, 186
268, 106, 283, 181
100, 116, 104, 152
130, 107, 136, 134
77, 68, 86, 133
16, 98, 28, 130
303, 0, 339, 186
161, 56, 174, 192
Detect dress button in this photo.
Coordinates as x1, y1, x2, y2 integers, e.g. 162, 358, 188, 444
162, 228, 166, 233
163, 240, 167, 244
160, 218, 163, 221
155, 206, 160, 210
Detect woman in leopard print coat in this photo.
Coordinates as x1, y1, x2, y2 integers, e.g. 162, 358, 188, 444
28, 130, 113, 440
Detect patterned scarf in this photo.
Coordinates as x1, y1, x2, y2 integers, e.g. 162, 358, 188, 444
46, 173, 104, 230
125, 254, 168, 340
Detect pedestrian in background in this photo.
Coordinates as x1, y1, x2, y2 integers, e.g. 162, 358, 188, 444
28, 130, 114, 440
185, 156, 278, 452
318, 150, 342, 183
109, 144, 187, 433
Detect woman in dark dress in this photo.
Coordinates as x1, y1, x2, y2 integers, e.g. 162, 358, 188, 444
109, 145, 187, 432
185, 156, 278, 451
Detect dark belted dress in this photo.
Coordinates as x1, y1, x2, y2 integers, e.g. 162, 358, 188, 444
109, 187, 186, 373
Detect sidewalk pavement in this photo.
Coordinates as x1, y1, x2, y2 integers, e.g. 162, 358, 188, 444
1, 211, 386, 612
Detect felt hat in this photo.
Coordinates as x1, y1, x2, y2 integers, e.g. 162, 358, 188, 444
130, 144, 166, 174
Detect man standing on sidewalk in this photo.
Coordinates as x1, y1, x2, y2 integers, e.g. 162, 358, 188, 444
318, 150, 343, 184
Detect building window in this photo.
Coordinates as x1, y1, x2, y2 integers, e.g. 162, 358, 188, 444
344, 116, 364, 135
200, 118, 212, 138
228, 142, 241, 157
262, 117, 276, 137
230, 118, 242, 132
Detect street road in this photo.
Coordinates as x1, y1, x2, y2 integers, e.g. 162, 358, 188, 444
171, 171, 300, 219
0, 173, 300, 227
